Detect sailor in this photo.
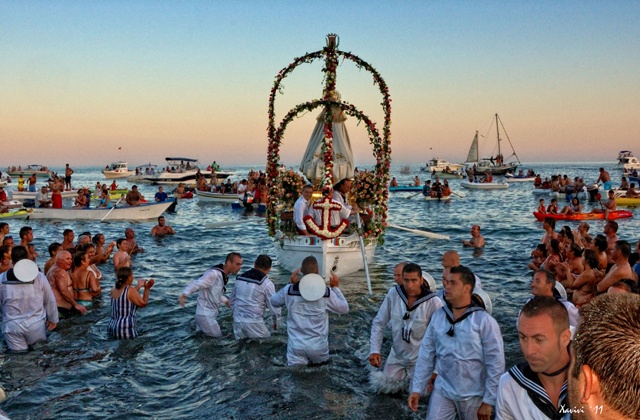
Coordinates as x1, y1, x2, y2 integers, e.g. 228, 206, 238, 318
408, 265, 504, 420
0, 247, 58, 351
179, 252, 243, 337
229, 254, 281, 339
293, 184, 313, 235
369, 263, 443, 393
270, 256, 349, 366
496, 296, 571, 420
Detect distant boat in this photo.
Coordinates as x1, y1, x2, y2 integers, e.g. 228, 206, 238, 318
616, 151, 640, 171
6, 164, 52, 178
421, 158, 464, 173
465, 114, 520, 175
127, 164, 158, 183
399, 165, 411, 174
143, 157, 232, 185
461, 180, 509, 190
102, 162, 135, 179
28, 200, 176, 221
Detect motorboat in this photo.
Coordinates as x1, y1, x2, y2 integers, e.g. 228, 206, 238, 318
9, 189, 77, 202
6, 165, 52, 178
464, 114, 521, 175
28, 200, 176, 221
126, 164, 158, 183
421, 158, 464, 173
142, 157, 232, 185
616, 151, 640, 171
102, 162, 135, 179
460, 180, 509, 190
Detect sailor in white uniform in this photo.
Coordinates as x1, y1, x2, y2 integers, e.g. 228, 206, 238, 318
409, 265, 504, 420
496, 296, 572, 420
229, 254, 281, 339
270, 256, 349, 366
369, 263, 443, 393
0, 248, 58, 351
292, 184, 313, 235
179, 252, 243, 337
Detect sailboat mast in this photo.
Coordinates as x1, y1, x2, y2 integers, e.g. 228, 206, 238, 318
495, 113, 501, 159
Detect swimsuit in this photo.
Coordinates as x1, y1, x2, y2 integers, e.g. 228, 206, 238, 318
108, 286, 138, 339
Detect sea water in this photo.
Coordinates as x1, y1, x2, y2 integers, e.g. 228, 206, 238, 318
0, 163, 638, 419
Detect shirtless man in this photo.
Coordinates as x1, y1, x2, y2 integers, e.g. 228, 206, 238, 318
625, 182, 639, 198
63, 164, 74, 191
595, 240, 637, 294
112, 238, 131, 272
603, 220, 619, 264
573, 222, 592, 248
61, 229, 75, 251
540, 216, 558, 246
151, 216, 175, 237
125, 185, 144, 206
595, 167, 612, 191
595, 189, 617, 219
462, 225, 485, 248
125, 228, 144, 253
47, 250, 87, 316
19, 226, 36, 262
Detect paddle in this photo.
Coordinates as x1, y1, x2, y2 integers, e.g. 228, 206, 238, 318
387, 223, 450, 240
450, 190, 465, 199
406, 192, 422, 199
355, 213, 372, 294
100, 197, 123, 223
595, 193, 605, 212
204, 218, 263, 229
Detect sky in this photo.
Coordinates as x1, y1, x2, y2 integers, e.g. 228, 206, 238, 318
1, 1, 639, 169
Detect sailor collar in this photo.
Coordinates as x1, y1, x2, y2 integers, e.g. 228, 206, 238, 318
211, 264, 229, 286
508, 362, 569, 420
236, 268, 268, 285
395, 284, 436, 312
288, 281, 330, 298
1, 268, 35, 285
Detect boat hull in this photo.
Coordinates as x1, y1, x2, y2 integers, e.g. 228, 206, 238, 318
504, 175, 535, 182
461, 180, 509, 190
432, 172, 463, 179
103, 170, 135, 179
389, 185, 421, 192
423, 195, 451, 201
0, 209, 31, 220
533, 210, 633, 221
273, 233, 376, 278
28, 201, 175, 221
196, 190, 239, 203
7, 170, 51, 178
10, 190, 77, 202
616, 197, 640, 206
143, 171, 233, 185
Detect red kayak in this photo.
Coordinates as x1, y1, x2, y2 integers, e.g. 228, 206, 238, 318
533, 210, 633, 221
180, 191, 194, 199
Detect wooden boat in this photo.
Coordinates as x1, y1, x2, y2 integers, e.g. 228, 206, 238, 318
421, 158, 464, 173
6, 165, 51, 178
27, 200, 176, 221
196, 190, 240, 203
616, 197, 640, 206
389, 185, 421, 192
533, 210, 633, 222
423, 194, 451, 201
102, 162, 135, 179
460, 180, 509, 190
266, 34, 391, 279
464, 114, 521, 175
0, 209, 31, 220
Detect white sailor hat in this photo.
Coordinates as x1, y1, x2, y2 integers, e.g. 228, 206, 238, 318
471, 288, 493, 315
13, 259, 39, 283
299, 273, 327, 301
423, 273, 436, 292
554, 282, 568, 300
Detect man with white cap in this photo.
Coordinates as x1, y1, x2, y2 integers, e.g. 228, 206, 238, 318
270, 255, 349, 366
0, 246, 58, 351
369, 262, 443, 393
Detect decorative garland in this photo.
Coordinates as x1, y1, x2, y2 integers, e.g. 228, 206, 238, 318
266, 34, 391, 238
303, 196, 349, 240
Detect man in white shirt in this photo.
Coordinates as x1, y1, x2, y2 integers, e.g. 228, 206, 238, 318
332, 178, 356, 217
36, 186, 51, 207
293, 184, 313, 235
179, 252, 243, 337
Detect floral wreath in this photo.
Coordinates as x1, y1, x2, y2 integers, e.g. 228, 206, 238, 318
266, 34, 391, 238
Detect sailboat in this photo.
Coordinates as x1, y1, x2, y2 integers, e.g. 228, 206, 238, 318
465, 114, 521, 175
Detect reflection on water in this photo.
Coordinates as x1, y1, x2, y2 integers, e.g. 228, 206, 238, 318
0, 164, 638, 418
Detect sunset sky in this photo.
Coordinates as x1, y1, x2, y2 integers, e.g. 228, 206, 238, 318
2, 1, 639, 169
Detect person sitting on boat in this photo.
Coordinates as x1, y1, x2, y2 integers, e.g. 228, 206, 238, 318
421, 180, 431, 196
293, 185, 314, 236
536, 198, 546, 214
36, 186, 51, 208
125, 185, 144, 207
412, 176, 421, 187
154, 186, 168, 202
462, 225, 485, 248
332, 178, 357, 218
97, 189, 111, 208
270, 256, 349, 366
390, 177, 398, 187
540, 177, 551, 189
560, 196, 582, 215
175, 183, 186, 196
593, 189, 616, 219
430, 178, 443, 199
595, 167, 612, 191
441, 180, 451, 196
368, 263, 442, 394
626, 182, 639, 198
546, 198, 559, 214
481, 171, 493, 183
619, 176, 630, 190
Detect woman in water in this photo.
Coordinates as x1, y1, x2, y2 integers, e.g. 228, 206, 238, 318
71, 250, 101, 308
108, 267, 154, 339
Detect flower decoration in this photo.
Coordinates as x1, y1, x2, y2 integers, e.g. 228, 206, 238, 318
303, 196, 349, 240
266, 35, 391, 237
276, 169, 305, 210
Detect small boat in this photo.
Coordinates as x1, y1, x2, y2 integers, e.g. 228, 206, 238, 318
616, 151, 640, 171
615, 197, 640, 206
464, 114, 521, 175
0, 209, 31, 220
421, 158, 464, 173
389, 185, 422, 192
533, 210, 633, 222
399, 166, 411, 175
143, 157, 232, 185
423, 194, 451, 201
9, 189, 77, 202
504, 174, 535, 182
91, 189, 129, 200
0, 200, 24, 209
549, 190, 588, 200
6, 165, 51, 178
127, 164, 158, 183
27, 200, 176, 221
102, 162, 135, 179
460, 180, 509, 190
196, 190, 240, 203
432, 171, 464, 179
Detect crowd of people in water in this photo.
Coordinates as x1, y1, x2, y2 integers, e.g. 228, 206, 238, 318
2, 166, 640, 419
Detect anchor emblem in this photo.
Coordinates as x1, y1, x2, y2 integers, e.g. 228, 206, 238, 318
303, 196, 348, 240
